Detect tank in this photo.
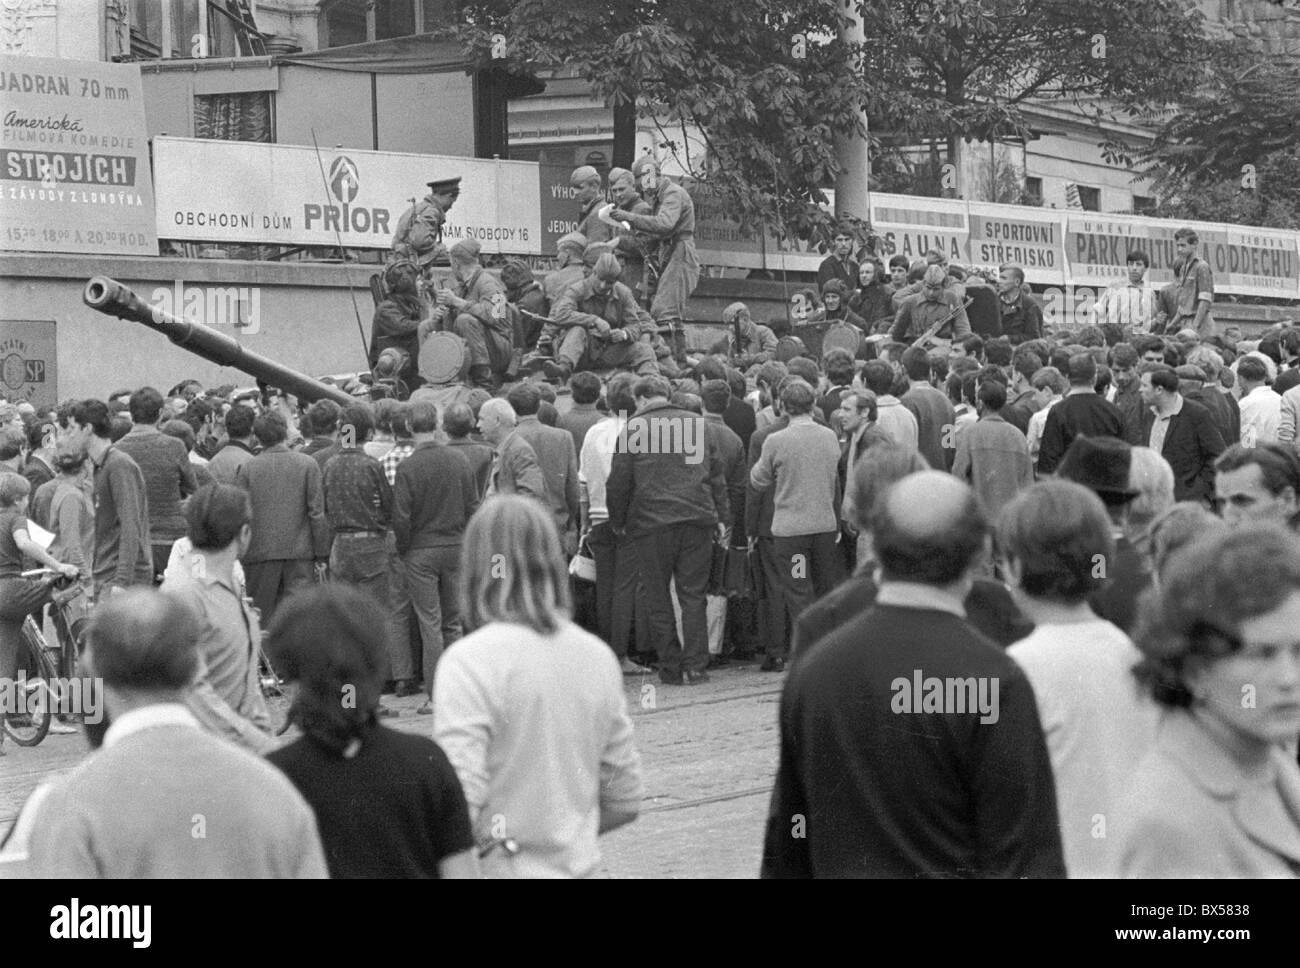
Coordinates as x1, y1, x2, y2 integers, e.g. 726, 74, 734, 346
83, 276, 354, 406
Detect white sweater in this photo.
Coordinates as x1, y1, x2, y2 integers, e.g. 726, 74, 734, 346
1008, 619, 1160, 877
432, 619, 643, 878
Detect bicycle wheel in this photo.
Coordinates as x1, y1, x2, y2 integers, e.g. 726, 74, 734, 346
2, 618, 55, 746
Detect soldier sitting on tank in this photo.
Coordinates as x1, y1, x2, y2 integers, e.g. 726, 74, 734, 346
710, 301, 778, 368
807, 279, 868, 332
500, 258, 548, 350
525, 240, 613, 365
533, 253, 660, 382
390, 176, 460, 269
542, 232, 589, 307
369, 260, 427, 392
418, 238, 512, 390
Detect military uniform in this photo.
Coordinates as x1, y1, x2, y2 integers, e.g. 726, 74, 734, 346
620, 170, 699, 329
613, 194, 654, 302
390, 176, 460, 266
419, 243, 512, 386
576, 196, 613, 246
543, 261, 588, 308
551, 276, 659, 376
369, 297, 425, 391
726, 319, 779, 367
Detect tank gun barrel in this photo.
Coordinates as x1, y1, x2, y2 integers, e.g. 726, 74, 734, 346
83, 276, 354, 406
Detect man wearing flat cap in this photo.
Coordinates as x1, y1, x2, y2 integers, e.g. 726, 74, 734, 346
546, 253, 660, 381
391, 177, 461, 267
572, 166, 612, 245
419, 237, 511, 390
610, 155, 700, 366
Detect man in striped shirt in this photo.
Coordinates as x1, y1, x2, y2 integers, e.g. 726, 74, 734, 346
1091, 250, 1159, 334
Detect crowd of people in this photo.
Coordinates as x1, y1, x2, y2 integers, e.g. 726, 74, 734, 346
1, 169, 1298, 876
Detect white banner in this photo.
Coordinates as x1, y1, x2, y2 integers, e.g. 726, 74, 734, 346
153, 137, 543, 254
0, 56, 157, 255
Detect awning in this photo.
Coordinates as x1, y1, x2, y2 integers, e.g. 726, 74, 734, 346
273, 33, 543, 96
274, 33, 469, 73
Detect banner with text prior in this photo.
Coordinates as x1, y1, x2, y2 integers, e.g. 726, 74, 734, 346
0, 55, 157, 255
153, 137, 542, 254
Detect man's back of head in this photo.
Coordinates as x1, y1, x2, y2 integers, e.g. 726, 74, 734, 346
633, 375, 672, 404
86, 590, 200, 707
505, 382, 542, 417
871, 472, 987, 586
224, 403, 256, 441
0, 426, 25, 463
700, 380, 731, 415
900, 347, 931, 383
443, 403, 476, 440
569, 371, 602, 406
786, 357, 820, 390
407, 400, 439, 436
995, 481, 1115, 605
1067, 353, 1097, 389
861, 360, 895, 396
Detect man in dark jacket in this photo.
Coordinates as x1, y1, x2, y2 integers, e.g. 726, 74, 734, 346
1037, 354, 1125, 476
996, 264, 1042, 344
369, 260, 428, 391
1109, 343, 1145, 445
392, 400, 480, 712
235, 410, 332, 625
1178, 364, 1235, 448
1002, 346, 1044, 436
1139, 364, 1226, 505
816, 226, 860, 292
763, 472, 1064, 878
607, 375, 730, 686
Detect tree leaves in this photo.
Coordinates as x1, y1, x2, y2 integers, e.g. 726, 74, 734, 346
449, 0, 870, 242
1127, 38, 1300, 229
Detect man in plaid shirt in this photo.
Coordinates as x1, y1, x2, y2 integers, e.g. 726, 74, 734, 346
381, 404, 416, 486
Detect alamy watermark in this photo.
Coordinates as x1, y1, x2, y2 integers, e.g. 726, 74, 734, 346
891, 670, 1000, 724
50, 899, 150, 948
617, 414, 705, 465
1, 674, 103, 723
149, 279, 261, 334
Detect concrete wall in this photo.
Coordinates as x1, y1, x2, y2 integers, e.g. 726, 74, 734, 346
0, 253, 381, 400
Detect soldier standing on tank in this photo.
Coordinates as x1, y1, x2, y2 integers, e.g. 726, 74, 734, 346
610, 155, 699, 368
608, 166, 653, 303
572, 166, 612, 245
391, 177, 461, 270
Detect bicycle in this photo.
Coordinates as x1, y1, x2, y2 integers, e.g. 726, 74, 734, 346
1, 570, 89, 748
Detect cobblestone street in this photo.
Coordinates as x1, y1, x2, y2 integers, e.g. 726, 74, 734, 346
0, 660, 784, 878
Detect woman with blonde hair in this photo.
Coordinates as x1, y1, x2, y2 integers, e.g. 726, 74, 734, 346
432, 495, 643, 877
